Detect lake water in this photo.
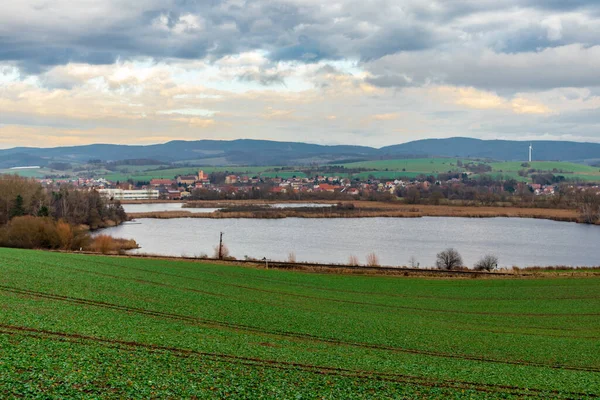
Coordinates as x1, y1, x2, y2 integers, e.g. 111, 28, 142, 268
122, 202, 331, 214
99, 216, 600, 268
123, 203, 218, 214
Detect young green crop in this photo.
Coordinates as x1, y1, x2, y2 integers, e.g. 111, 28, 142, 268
0, 248, 598, 398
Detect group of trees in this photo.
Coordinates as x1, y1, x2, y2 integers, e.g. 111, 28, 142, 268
0, 175, 128, 250
435, 248, 498, 271
0, 175, 126, 229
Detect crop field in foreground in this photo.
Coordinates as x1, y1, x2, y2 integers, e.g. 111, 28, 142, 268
0, 248, 599, 398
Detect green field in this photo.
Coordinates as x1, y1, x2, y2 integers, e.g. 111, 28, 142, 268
0, 168, 57, 178
103, 166, 280, 182
335, 158, 600, 182
489, 161, 600, 174
0, 248, 598, 398
341, 158, 465, 174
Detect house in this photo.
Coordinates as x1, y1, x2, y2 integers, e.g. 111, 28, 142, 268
150, 178, 174, 187
177, 175, 197, 185
166, 190, 181, 200
225, 175, 238, 184
316, 183, 339, 192
98, 189, 159, 201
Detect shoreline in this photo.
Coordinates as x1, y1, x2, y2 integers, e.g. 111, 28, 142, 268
51, 250, 600, 278
126, 201, 587, 224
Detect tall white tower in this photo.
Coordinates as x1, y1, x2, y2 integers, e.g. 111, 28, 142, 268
528, 143, 533, 162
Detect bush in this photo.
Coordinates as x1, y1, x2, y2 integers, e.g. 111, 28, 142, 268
0, 216, 60, 249
287, 252, 297, 263
213, 243, 231, 259
474, 255, 499, 271
87, 235, 138, 254
366, 252, 380, 267
408, 256, 420, 268
435, 248, 463, 270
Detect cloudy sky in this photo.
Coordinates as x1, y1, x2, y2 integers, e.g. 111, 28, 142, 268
1, 0, 599, 148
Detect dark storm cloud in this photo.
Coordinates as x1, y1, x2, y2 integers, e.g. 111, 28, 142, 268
1, 0, 600, 91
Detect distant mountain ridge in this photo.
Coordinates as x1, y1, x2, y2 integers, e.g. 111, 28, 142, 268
1, 137, 599, 168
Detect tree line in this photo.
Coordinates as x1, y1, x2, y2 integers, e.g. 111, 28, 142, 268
0, 175, 128, 251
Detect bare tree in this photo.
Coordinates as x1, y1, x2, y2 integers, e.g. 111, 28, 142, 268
348, 255, 360, 266
287, 251, 297, 263
474, 255, 499, 271
435, 248, 463, 270
408, 256, 420, 268
366, 252, 380, 267
578, 189, 600, 224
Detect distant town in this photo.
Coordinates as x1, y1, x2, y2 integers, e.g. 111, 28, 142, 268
32, 167, 595, 203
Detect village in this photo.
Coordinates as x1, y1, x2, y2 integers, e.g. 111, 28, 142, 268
33, 169, 568, 202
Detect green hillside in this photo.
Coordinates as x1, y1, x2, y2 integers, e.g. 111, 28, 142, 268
340, 158, 464, 174
336, 158, 600, 182
0, 248, 598, 398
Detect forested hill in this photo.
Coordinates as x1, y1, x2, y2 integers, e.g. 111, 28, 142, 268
379, 138, 600, 163
1, 137, 600, 168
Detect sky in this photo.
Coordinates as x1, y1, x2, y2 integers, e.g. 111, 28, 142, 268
1, 0, 599, 149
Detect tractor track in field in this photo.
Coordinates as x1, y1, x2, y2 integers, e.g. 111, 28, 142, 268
1, 284, 599, 374
7, 254, 600, 310
0, 324, 596, 399
72, 255, 600, 302
36, 256, 600, 318
159, 262, 600, 301
56, 264, 600, 341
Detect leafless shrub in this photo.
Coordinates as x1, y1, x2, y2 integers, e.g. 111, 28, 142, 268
366, 252, 380, 267
213, 243, 230, 259
408, 256, 420, 268
474, 255, 499, 271
88, 235, 138, 254
435, 248, 463, 270
287, 252, 297, 263
348, 255, 360, 266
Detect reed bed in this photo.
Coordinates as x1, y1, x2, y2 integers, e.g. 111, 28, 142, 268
127, 203, 586, 224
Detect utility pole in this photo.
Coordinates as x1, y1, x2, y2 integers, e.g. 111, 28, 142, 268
218, 232, 224, 260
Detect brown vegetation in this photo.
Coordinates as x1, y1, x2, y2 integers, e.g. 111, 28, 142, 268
212, 243, 231, 259
88, 235, 139, 254
127, 201, 586, 224
348, 255, 360, 266
0, 175, 127, 229
0, 216, 90, 250
0, 216, 137, 254
366, 252, 380, 267
287, 252, 297, 263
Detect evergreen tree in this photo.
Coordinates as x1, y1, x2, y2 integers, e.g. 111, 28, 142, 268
37, 205, 49, 217
9, 195, 25, 219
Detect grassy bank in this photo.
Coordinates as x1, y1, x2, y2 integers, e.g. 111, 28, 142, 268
127, 201, 585, 224
0, 248, 598, 398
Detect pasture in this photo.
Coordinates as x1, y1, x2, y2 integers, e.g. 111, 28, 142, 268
0, 248, 598, 398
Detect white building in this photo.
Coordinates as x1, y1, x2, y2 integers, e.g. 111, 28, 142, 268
98, 189, 159, 201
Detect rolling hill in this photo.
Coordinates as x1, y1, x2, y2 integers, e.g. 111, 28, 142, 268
1, 137, 600, 169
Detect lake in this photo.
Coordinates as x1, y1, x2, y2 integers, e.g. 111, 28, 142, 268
99, 216, 600, 268
122, 202, 332, 214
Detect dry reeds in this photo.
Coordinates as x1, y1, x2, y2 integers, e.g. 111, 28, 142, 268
127, 202, 586, 224
88, 235, 138, 254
